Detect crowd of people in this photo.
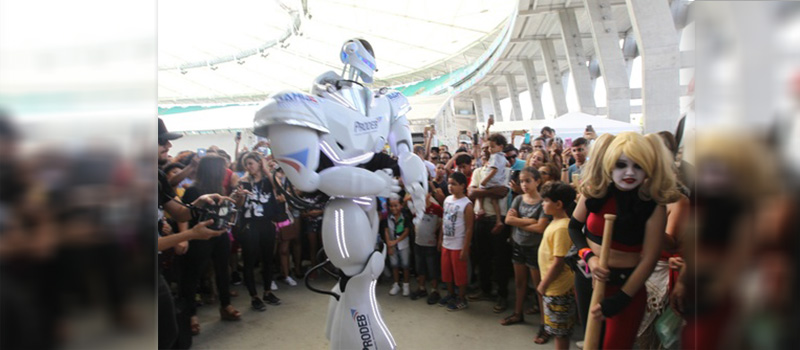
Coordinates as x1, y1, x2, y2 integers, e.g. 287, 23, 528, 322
156, 113, 794, 350
378, 120, 694, 349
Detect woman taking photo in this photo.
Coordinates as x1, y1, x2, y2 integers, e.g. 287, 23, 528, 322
568, 132, 679, 349
179, 154, 243, 334
236, 152, 283, 311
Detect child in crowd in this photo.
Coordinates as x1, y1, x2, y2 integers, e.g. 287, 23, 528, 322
385, 198, 412, 296
537, 182, 577, 350
475, 134, 509, 233
439, 172, 474, 311
500, 167, 552, 339
411, 193, 444, 304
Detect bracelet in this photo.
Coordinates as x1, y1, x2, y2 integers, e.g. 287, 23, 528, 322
579, 248, 595, 275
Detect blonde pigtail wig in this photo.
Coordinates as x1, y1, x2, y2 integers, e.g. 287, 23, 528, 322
579, 132, 678, 205
578, 133, 616, 199
643, 133, 681, 204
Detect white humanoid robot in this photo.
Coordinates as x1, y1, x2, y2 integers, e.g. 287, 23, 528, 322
253, 38, 428, 350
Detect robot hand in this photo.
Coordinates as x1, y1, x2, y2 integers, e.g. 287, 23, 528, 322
395, 153, 428, 226
374, 169, 401, 199
406, 182, 426, 227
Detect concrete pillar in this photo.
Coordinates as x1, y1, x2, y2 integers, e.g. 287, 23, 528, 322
558, 9, 597, 114
488, 85, 503, 122
505, 75, 523, 121
520, 58, 546, 120
584, 0, 632, 122
588, 58, 601, 93
540, 39, 569, 116
626, 0, 680, 133
622, 31, 638, 78
472, 94, 485, 123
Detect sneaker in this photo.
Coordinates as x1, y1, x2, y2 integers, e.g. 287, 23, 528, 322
270, 281, 278, 291
447, 298, 468, 311
251, 297, 267, 311
402, 283, 410, 297
493, 297, 508, 313
284, 276, 297, 287
438, 294, 455, 307
576, 341, 584, 349
467, 290, 490, 302
389, 283, 400, 296
231, 272, 243, 286
410, 289, 428, 301
263, 292, 281, 305
426, 291, 441, 305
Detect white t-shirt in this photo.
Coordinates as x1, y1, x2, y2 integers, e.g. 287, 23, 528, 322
442, 195, 472, 250
470, 167, 511, 216
482, 152, 508, 188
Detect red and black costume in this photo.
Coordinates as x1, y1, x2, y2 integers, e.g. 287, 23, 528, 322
569, 185, 657, 349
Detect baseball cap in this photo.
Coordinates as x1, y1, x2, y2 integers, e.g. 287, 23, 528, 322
158, 118, 182, 143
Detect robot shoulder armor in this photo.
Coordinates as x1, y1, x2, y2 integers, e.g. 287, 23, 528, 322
383, 90, 410, 121
254, 90, 329, 135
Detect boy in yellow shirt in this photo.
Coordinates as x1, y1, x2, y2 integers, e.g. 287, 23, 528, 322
537, 182, 577, 350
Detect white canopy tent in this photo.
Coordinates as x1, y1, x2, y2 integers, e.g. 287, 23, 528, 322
478, 112, 642, 144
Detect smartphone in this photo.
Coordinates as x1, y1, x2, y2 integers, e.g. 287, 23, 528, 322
197, 148, 207, 158
236, 131, 242, 140
564, 137, 573, 149
258, 146, 270, 155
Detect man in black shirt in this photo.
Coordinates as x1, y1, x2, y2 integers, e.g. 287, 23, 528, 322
157, 118, 229, 349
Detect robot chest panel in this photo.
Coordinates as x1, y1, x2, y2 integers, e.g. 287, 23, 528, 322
323, 101, 389, 153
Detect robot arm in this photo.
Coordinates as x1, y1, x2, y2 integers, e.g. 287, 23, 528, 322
257, 91, 400, 198
266, 124, 321, 193
317, 166, 400, 198
386, 91, 428, 225
255, 90, 330, 193
269, 126, 399, 198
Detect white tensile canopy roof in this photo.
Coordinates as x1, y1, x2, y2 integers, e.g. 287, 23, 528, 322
158, 0, 515, 105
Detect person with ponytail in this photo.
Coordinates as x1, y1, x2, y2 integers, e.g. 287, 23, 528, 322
569, 132, 679, 349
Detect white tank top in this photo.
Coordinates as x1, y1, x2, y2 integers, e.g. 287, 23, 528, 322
442, 195, 472, 250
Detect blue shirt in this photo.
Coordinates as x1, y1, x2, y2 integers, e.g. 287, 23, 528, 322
511, 159, 525, 171
567, 163, 584, 184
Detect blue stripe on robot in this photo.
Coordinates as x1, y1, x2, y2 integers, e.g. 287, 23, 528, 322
283, 149, 308, 167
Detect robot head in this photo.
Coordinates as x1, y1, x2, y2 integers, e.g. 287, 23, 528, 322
340, 38, 376, 83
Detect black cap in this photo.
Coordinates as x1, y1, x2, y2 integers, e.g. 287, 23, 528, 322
158, 118, 182, 141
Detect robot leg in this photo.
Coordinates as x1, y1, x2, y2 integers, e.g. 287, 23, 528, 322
320, 198, 396, 350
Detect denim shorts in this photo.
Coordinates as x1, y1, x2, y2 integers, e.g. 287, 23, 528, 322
388, 246, 410, 269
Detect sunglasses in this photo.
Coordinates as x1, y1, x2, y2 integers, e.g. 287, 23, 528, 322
158, 138, 169, 146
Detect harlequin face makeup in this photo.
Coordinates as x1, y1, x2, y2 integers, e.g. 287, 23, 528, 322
612, 153, 646, 191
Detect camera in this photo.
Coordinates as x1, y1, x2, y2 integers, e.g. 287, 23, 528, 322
197, 201, 238, 230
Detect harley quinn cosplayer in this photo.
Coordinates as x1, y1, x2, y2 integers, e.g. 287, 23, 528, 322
569, 132, 679, 349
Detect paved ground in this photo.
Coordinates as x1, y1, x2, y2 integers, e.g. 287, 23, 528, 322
192, 273, 583, 349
